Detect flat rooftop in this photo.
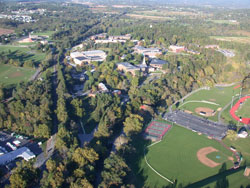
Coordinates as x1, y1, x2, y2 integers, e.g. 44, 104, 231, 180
117, 62, 139, 70
0, 147, 35, 165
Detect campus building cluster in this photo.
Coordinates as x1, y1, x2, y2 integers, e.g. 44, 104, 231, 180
70, 50, 107, 65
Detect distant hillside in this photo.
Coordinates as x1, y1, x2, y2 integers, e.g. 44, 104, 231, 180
1, 0, 249, 8
164, 0, 250, 8
79, 0, 250, 8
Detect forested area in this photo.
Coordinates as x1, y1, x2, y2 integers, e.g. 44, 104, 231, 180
0, 79, 53, 138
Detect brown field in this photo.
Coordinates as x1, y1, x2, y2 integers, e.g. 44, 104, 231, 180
244, 167, 250, 177
197, 147, 220, 168
126, 14, 173, 20
212, 36, 250, 44
112, 5, 137, 8
231, 30, 250, 37
9, 72, 24, 78
135, 10, 201, 16
0, 28, 15, 36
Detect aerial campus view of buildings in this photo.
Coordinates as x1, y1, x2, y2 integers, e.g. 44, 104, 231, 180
1, 30, 249, 186
0, 2, 250, 187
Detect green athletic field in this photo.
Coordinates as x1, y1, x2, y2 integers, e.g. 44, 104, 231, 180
0, 64, 35, 85
178, 85, 241, 121
0, 45, 45, 64
33, 31, 55, 37
236, 98, 250, 118
140, 125, 248, 187
204, 135, 250, 188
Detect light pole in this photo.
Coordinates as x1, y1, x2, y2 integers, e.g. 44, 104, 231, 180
239, 87, 242, 99
231, 95, 234, 109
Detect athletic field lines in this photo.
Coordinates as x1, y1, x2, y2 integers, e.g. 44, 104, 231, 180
144, 139, 174, 184
179, 100, 220, 108
141, 125, 236, 187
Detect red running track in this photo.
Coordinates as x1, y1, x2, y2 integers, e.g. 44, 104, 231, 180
230, 96, 250, 125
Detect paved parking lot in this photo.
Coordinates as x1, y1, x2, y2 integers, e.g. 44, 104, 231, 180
0, 131, 42, 156
164, 110, 228, 140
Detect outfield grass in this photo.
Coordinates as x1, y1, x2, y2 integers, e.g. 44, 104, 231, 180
224, 136, 250, 163
0, 64, 36, 85
207, 151, 230, 164
0, 45, 45, 64
178, 86, 241, 121
17, 42, 36, 46
202, 130, 250, 188
201, 167, 250, 188
236, 98, 250, 118
141, 125, 236, 187
126, 14, 174, 21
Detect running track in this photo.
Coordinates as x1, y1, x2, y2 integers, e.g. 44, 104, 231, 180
230, 96, 250, 125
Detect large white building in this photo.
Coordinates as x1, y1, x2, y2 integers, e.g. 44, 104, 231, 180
133, 46, 162, 58
70, 50, 107, 65
0, 147, 35, 165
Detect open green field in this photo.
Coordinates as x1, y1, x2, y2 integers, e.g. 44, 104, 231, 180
0, 45, 45, 64
126, 13, 174, 21
16, 42, 36, 46
203, 167, 250, 188
236, 98, 250, 118
140, 125, 241, 187
33, 31, 55, 38
209, 20, 239, 25
204, 136, 250, 188
207, 151, 230, 164
224, 136, 250, 163
178, 85, 241, 121
0, 64, 36, 85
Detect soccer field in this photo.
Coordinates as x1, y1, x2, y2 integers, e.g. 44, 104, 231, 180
0, 64, 35, 85
140, 125, 248, 187
0, 45, 45, 64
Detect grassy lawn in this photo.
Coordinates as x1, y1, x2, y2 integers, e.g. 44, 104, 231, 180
236, 98, 250, 118
209, 20, 239, 25
126, 14, 174, 21
17, 42, 36, 46
140, 125, 237, 187
201, 167, 250, 188
207, 151, 230, 164
0, 64, 36, 85
224, 136, 250, 163
203, 136, 250, 188
33, 31, 55, 38
0, 45, 45, 64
